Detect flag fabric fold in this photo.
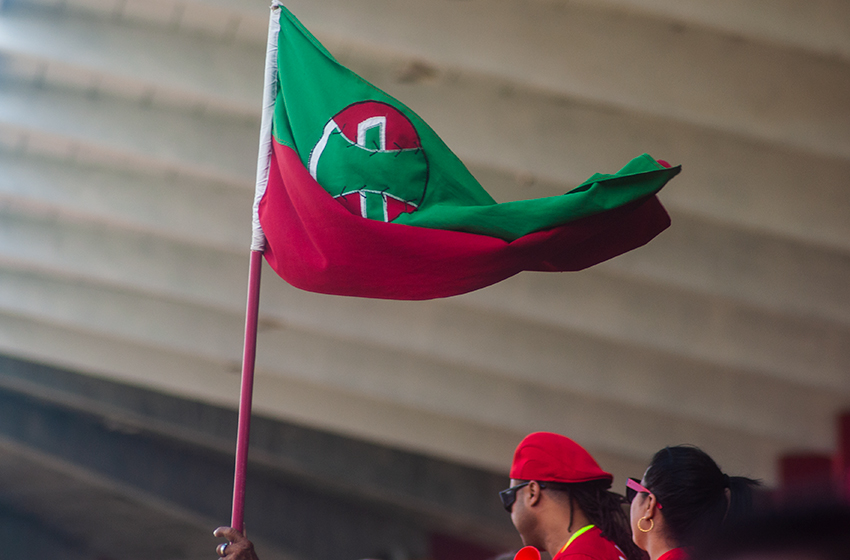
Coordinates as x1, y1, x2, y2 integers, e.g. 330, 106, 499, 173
256, 4, 681, 300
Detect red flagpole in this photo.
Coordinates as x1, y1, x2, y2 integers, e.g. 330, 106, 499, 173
230, 249, 263, 532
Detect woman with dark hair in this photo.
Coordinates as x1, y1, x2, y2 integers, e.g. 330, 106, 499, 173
626, 445, 759, 560
503, 432, 646, 560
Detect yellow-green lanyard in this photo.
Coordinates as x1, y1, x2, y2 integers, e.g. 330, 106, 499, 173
559, 524, 595, 555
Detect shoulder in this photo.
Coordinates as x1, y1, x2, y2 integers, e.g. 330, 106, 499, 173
657, 549, 689, 560
556, 551, 625, 560
555, 528, 626, 560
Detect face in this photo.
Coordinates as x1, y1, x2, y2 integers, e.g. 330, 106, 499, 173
628, 473, 652, 550
507, 479, 525, 530
506, 479, 538, 548
629, 488, 646, 547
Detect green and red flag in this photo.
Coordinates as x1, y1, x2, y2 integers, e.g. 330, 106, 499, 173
253, 4, 680, 300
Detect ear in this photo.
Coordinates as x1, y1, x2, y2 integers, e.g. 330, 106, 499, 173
642, 493, 659, 520
526, 481, 543, 507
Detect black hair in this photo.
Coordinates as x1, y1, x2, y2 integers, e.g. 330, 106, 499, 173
642, 445, 760, 549
545, 480, 647, 560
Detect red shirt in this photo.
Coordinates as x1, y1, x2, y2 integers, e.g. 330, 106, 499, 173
552, 526, 627, 560
657, 549, 688, 560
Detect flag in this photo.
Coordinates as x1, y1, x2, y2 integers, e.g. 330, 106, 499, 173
254, 4, 681, 300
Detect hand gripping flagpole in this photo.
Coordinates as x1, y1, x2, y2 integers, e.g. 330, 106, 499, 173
230, 0, 282, 534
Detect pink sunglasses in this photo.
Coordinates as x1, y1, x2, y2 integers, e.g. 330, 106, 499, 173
626, 478, 662, 509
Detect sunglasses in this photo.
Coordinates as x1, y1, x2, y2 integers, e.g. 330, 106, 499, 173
499, 481, 547, 512
626, 477, 662, 509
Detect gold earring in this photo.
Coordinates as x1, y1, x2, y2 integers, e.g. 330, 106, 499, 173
638, 516, 654, 533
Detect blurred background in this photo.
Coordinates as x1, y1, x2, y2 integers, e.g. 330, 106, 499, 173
0, 0, 848, 558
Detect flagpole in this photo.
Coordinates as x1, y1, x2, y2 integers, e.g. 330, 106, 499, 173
231, 249, 262, 532
229, 0, 282, 534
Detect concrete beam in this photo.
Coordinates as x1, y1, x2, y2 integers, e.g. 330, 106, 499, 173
4, 13, 849, 254
0, 438, 275, 560
0, 355, 518, 555
367, 58, 850, 254
51, 0, 850, 63
581, 0, 850, 61
8, 0, 850, 161
1, 0, 847, 499
603, 213, 850, 326
0, 151, 252, 252
278, 0, 850, 160
0, 3, 264, 114
0, 259, 844, 484
0, 81, 258, 183
0, 205, 249, 307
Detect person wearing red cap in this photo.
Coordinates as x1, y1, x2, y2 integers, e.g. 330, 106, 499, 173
501, 432, 645, 560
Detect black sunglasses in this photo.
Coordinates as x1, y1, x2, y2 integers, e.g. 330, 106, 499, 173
499, 481, 546, 512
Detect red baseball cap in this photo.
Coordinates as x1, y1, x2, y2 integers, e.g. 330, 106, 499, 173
510, 432, 613, 485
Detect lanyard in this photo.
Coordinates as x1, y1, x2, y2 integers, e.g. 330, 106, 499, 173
559, 524, 595, 554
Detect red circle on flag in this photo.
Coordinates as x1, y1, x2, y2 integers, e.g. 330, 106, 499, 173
333, 101, 421, 150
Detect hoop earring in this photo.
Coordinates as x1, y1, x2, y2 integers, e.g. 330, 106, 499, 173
638, 516, 654, 533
